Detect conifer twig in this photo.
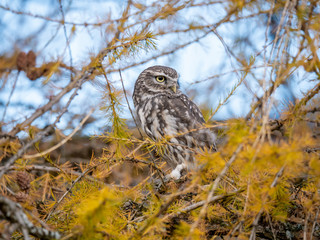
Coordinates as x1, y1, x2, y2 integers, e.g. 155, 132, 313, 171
44, 161, 102, 222
0, 164, 107, 184
45, 139, 148, 221
132, 183, 196, 239
207, 71, 247, 120
249, 165, 285, 240
188, 143, 243, 238
131, 189, 243, 225
2, 28, 152, 141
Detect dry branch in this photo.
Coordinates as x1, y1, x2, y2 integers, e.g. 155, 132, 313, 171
0, 196, 60, 239
23, 108, 95, 159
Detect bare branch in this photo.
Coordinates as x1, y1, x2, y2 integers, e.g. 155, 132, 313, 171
0, 196, 60, 239
23, 108, 95, 159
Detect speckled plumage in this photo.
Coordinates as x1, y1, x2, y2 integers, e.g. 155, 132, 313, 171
133, 65, 216, 179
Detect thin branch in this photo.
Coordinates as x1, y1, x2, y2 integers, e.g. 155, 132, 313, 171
207, 69, 248, 121
44, 162, 103, 222
0, 125, 54, 179
119, 70, 143, 138
310, 207, 319, 240
23, 108, 95, 159
267, 212, 277, 240
249, 165, 285, 240
0, 78, 95, 178
188, 64, 271, 86
0, 3, 139, 27
58, 0, 73, 80
5, 72, 82, 137
304, 211, 311, 240
3, 31, 152, 140
131, 183, 197, 239
188, 143, 243, 238
1, 71, 19, 122
166, 189, 243, 220
292, 81, 320, 116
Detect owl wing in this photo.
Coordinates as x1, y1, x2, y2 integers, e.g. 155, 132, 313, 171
175, 94, 206, 125
169, 94, 216, 150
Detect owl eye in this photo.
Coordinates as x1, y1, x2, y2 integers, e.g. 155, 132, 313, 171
155, 76, 166, 82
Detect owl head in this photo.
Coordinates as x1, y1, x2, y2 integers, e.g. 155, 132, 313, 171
133, 66, 180, 105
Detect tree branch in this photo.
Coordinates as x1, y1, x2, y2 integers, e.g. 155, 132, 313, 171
0, 196, 60, 239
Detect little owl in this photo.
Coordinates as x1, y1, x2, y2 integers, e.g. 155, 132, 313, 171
133, 65, 216, 179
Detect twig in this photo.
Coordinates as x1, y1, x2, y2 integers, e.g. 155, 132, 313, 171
271, 165, 285, 188
103, 5, 240, 78
249, 208, 264, 240
3, 30, 152, 141
5, 186, 16, 196
0, 3, 142, 27
0, 164, 104, 183
0, 125, 54, 179
230, 181, 251, 238
310, 207, 319, 240
119, 70, 143, 138
166, 189, 243, 220
58, 0, 73, 80
131, 183, 196, 239
188, 143, 243, 238
304, 211, 311, 240
245, 64, 299, 120
188, 64, 271, 86
131, 189, 243, 226
0, 84, 93, 178
249, 165, 285, 240
6, 74, 81, 138
44, 162, 101, 222
207, 70, 247, 120
0, 30, 153, 177
293, 81, 320, 117
1, 71, 19, 122
23, 108, 95, 159
267, 212, 277, 240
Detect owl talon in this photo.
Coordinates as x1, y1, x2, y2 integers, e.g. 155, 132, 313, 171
168, 163, 187, 180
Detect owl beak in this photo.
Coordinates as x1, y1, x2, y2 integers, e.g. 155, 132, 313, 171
171, 84, 177, 93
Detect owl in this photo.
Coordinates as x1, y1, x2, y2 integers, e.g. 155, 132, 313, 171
133, 65, 216, 179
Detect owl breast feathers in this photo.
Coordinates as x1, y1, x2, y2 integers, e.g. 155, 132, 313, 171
133, 65, 216, 179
